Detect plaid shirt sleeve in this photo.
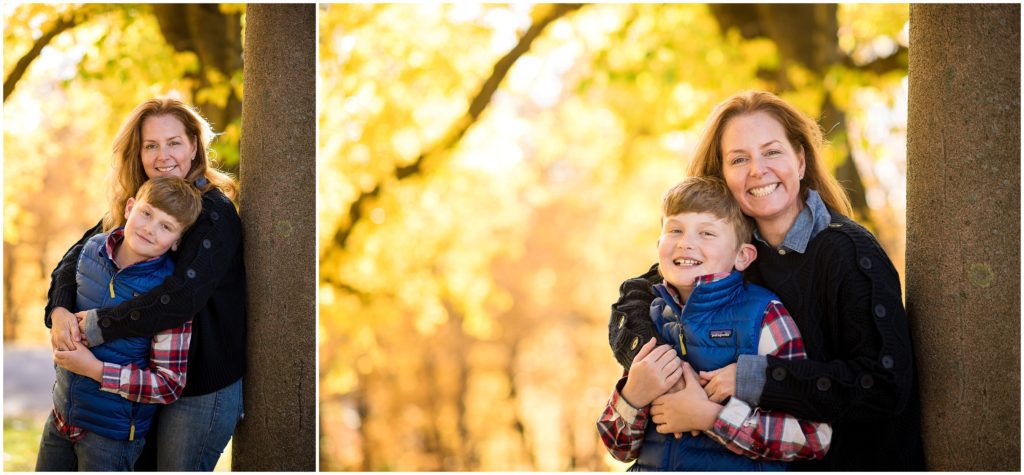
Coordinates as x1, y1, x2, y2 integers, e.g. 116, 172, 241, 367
708, 301, 833, 461
596, 373, 651, 463
99, 321, 191, 404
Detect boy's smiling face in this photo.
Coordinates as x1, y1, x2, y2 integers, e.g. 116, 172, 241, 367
122, 197, 186, 261
658, 211, 755, 297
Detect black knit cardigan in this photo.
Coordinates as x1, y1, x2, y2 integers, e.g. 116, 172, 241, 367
608, 209, 925, 471
45, 188, 247, 397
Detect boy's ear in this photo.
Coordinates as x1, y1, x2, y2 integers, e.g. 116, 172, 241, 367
733, 243, 757, 271
124, 197, 136, 220
171, 239, 180, 252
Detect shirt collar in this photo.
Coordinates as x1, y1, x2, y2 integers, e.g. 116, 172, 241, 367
661, 271, 732, 305
105, 227, 161, 270
753, 189, 831, 254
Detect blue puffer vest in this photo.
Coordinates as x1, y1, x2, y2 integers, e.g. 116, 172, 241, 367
630, 271, 786, 472
51, 230, 174, 441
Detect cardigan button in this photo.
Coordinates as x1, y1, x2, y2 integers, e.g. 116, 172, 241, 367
860, 374, 875, 389
778, 249, 787, 256
881, 355, 894, 369
101, 318, 112, 328
618, 315, 626, 329
211, 211, 220, 221
859, 256, 873, 270
771, 367, 787, 382
160, 294, 171, 305
816, 377, 832, 391
874, 304, 887, 318
630, 336, 639, 350
129, 311, 140, 321
828, 223, 842, 228
186, 269, 197, 279
202, 239, 212, 249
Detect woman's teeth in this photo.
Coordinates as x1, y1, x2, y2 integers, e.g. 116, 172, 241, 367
749, 183, 779, 197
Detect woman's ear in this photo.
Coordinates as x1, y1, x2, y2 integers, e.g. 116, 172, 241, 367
733, 243, 757, 271
124, 197, 136, 220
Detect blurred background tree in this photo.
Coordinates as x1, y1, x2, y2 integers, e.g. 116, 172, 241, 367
3, 4, 244, 471
318, 3, 909, 471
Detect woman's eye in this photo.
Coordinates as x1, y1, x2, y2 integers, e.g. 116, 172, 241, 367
765, 149, 781, 157
730, 156, 747, 165
145, 144, 156, 150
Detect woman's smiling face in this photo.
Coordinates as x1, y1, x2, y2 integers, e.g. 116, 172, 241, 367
720, 111, 806, 226
140, 114, 196, 179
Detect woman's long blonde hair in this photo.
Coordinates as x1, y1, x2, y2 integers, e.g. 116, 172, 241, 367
103, 98, 238, 231
687, 90, 853, 217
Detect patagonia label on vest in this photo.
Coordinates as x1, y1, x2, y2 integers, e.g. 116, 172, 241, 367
709, 329, 733, 339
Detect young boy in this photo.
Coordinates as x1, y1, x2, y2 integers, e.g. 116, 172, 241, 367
36, 176, 203, 471
597, 177, 831, 470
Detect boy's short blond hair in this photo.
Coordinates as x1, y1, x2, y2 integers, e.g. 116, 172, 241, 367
662, 176, 754, 245
135, 177, 203, 231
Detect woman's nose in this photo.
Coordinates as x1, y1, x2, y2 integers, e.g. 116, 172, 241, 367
748, 156, 766, 176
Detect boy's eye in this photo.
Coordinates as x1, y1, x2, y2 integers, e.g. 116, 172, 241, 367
700, 231, 716, 237
143, 210, 151, 216
162, 224, 171, 231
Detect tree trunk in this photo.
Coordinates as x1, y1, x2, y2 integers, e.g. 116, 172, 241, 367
232, 4, 316, 471
906, 4, 1020, 470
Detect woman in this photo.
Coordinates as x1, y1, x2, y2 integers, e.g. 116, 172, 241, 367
609, 90, 925, 470
45, 98, 246, 471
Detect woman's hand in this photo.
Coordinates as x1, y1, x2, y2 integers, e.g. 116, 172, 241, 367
621, 338, 683, 408
651, 362, 722, 434
53, 345, 103, 383
74, 311, 92, 346
699, 363, 737, 403
49, 307, 81, 351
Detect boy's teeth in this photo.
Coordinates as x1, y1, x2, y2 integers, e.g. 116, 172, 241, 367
749, 183, 779, 197
674, 258, 701, 266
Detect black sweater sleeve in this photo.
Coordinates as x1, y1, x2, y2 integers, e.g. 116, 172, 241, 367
44, 220, 104, 328
758, 229, 915, 423
607, 263, 666, 370
94, 189, 243, 341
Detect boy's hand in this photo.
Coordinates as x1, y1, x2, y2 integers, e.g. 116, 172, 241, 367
621, 338, 682, 408
49, 307, 81, 351
53, 345, 103, 383
651, 362, 721, 434
699, 363, 737, 403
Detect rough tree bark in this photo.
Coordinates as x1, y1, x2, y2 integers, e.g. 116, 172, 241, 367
232, 4, 316, 471
906, 4, 1020, 471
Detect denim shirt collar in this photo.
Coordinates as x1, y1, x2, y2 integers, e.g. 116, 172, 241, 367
753, 189, 831, 254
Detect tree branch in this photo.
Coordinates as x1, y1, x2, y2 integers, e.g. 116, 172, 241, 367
842, 46, 908, 76
4, 13, 82, 102
323, 4, 583, 262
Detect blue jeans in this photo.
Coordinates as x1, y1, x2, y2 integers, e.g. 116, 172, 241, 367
35, 413, 146, 471
154, 378, 244, 471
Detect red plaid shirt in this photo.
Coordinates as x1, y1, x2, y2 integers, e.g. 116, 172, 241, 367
597, 274, 831, 463
52, 230, 192, 441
